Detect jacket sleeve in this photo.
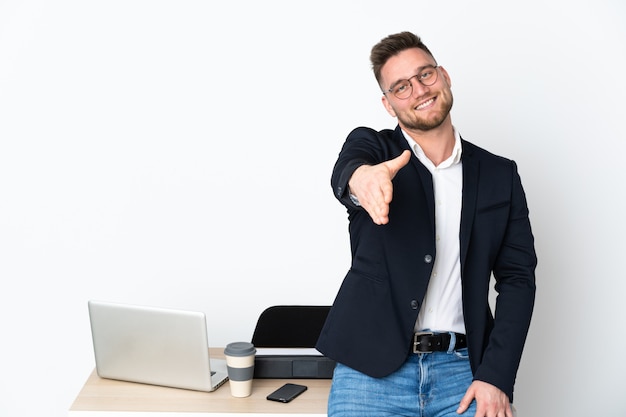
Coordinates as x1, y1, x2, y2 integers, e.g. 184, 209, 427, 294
331, 126, 399, 207
471, 160, 537, 401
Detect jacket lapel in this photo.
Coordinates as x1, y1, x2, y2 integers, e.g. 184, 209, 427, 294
393, 127, 436, 236
460, 140, 478, 268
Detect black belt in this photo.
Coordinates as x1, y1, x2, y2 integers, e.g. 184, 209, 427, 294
412, 332, 467, 353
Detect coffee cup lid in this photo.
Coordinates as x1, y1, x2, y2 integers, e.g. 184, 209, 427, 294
224, 341, 256, 357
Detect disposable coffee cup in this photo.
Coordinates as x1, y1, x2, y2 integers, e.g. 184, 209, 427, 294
224, 342, 256, 397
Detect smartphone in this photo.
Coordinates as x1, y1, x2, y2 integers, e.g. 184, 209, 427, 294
266, 383, 308, 403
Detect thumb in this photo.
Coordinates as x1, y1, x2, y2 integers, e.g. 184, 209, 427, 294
386, 150, 411, 178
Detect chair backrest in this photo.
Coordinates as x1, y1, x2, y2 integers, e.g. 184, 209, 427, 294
251, 305, 331, 348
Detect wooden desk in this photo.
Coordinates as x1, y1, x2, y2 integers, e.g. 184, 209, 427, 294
69, 348, 330, 416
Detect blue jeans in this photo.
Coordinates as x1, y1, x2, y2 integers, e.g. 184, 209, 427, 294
328, 347, 477, 417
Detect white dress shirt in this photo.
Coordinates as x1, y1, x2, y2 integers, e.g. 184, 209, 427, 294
403, 128, 466, 335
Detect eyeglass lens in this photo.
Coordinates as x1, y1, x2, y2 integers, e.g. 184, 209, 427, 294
392, 66, 438, 99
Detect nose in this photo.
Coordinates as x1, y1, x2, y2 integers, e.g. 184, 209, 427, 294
410, 77, 429, 98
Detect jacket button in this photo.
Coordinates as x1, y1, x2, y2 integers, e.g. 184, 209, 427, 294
424, 254, 433, 263
410, 300, 419, 310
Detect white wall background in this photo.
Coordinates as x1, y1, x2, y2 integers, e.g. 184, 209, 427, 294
1, 0, 625, 416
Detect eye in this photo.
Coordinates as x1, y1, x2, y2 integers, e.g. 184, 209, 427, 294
419, 69, 434, 80
394, 81, 410, 94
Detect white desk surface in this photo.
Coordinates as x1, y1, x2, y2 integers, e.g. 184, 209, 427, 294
69, 349, 330, 416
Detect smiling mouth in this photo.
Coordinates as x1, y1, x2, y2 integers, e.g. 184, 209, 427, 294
415, 97, 435, 110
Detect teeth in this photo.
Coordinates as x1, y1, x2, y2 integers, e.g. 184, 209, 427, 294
416, 98, 434, 110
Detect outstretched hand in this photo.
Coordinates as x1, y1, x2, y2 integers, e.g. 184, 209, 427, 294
348, 150, 411, 225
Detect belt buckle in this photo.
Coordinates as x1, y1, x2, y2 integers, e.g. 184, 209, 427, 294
413, 332, 434, 353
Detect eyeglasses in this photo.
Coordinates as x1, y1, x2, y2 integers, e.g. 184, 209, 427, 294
384, 65, 439, 100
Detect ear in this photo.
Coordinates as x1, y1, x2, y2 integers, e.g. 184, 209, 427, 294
438, 66, 452, 87
382, 95, 397, 118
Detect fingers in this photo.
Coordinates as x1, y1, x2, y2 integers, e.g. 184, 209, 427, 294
456, 386, 474, 414
458, 381, 512, 417
365, 185, 391, 225
353, 175, 391, 225
348, 151, 411, 225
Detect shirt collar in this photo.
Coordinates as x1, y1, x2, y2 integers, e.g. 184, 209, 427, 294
401, 127, 463, 169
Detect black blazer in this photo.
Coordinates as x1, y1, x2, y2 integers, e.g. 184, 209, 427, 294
316, 126, 536, 401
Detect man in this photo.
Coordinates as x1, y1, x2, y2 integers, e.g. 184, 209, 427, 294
316, 32, 536, 417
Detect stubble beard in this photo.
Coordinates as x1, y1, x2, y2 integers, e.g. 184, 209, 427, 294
399, 93, 454, 132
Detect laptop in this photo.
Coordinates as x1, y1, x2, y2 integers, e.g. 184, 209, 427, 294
88, 300, 228, 392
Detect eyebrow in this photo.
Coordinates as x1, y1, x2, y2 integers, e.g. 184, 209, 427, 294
388, 64, 437, 90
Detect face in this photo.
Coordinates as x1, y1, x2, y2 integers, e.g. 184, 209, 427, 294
380, 48, 453, 132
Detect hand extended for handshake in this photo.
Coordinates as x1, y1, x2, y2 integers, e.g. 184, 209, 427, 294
347, 150, 412, 225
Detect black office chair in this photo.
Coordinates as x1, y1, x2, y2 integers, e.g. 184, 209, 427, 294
251, 305, 331, 348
